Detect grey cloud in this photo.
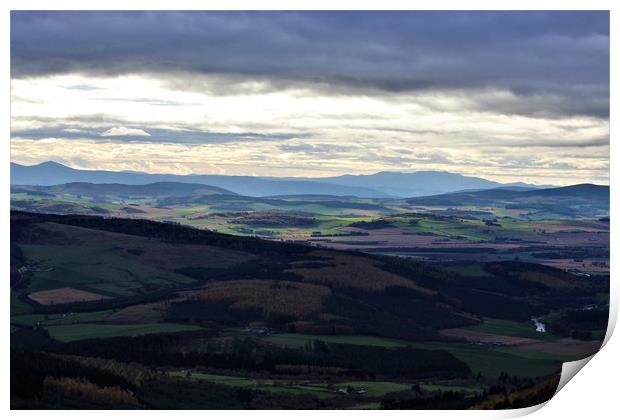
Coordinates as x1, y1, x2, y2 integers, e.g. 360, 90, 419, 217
64, 84, 102, 91
93, 95, 198, 107
485, 137, 609, 149
11, 125, 307, 145
11, 11, 609, 117
278, 143, 357, 154
276, 142, 457, 167
464, 87, 610, 119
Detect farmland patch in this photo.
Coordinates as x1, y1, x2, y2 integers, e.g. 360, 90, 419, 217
28, 287, 109, 305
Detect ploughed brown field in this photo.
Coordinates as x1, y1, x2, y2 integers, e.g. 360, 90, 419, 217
517, 338, 603, 356
440, 328, 541, 346
440, 328, 603, 357
28, 287, 109, 305
288, 224, 609, 273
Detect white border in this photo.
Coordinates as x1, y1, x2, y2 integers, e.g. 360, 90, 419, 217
2, 2, 615, 419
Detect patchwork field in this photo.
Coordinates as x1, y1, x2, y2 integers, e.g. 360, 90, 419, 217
11, 184, 609, 275
167, 370, 485, 402
28, 287, 109, 305
10, 211, 608, 410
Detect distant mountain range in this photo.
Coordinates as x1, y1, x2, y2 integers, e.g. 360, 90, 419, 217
277, 171, 553, 197
11, 162, 387, 198
12, 161, 553, 198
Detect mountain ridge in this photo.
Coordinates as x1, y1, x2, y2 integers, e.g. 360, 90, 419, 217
11, 162, 389, 198
12, 161, 561, 198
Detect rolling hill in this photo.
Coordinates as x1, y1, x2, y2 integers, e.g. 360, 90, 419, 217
10, 211, 607, 409
406, 184, 609, 218
12, 179, 609, 221
12, 182, 236, 198
11, 211, 604, 332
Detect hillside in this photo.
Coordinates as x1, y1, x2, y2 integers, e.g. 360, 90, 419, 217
10, 181, 611, 272
11, 211, 607, 409
11, 179, 610, 224
406, 184, 609, 218
13, 182, 236, 198
11, 211, 605, 336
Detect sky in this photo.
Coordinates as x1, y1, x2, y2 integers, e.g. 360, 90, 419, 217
10, 11, 610, 185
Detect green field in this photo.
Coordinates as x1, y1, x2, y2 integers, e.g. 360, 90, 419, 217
494, 346, 599, 363
170, 371, 414, 399
466, 317, 558, 341
169, 370, 486, 402
11, 310, 114, 327
387, 215, 544, 242
11, 291, 32, 315
262, 333, 562, 379
21, 244, 195, 297
188, 213, 374, 237
11, 194, 124, 212
397, 341, 561, 379
44, 323, 204, 342
169, 372, 336, 399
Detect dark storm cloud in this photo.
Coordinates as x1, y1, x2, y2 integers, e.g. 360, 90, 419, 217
11, 11, 609, 117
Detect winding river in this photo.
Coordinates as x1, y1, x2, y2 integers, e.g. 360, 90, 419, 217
531, 318, 546, 333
